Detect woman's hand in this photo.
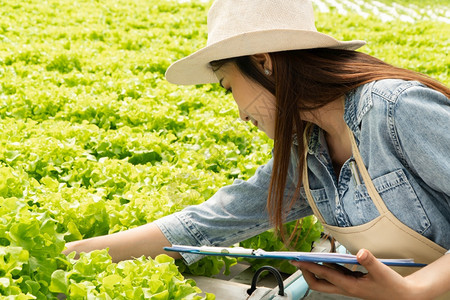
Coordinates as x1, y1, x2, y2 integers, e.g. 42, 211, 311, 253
290, 249, 450, 300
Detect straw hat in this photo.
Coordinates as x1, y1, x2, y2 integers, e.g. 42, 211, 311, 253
165, 0, 365, 85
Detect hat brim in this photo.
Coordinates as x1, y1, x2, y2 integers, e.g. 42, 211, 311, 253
165, 29, 365, 85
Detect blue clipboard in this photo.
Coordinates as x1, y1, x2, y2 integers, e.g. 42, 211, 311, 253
164, 245, 427, 267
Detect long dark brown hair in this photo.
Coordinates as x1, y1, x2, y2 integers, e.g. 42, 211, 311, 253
211, 48, 450, 243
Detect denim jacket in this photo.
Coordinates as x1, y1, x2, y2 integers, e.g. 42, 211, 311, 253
155, 79, 450, 264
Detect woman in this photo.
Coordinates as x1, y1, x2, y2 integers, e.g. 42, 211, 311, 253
65, 0, 450, 298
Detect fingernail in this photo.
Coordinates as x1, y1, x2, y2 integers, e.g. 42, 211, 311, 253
357, 249, 367, 260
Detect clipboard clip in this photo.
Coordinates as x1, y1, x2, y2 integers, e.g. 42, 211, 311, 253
199, 245, 255, 255
170, 245, 267, 256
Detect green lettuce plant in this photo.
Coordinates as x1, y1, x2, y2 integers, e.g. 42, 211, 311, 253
0, 0, 447, 298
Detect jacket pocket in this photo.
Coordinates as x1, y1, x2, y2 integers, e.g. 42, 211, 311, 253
352, 169, 430, 234
309, 187, 336, 226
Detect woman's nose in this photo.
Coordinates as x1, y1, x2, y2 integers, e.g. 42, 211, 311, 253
239, 110, 250, 122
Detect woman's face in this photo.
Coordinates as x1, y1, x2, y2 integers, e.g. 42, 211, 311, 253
214, 63, 277, 139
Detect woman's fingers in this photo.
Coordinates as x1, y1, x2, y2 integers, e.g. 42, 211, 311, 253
356, 249, 391, 279
290, 250, 415, 300
291, 261, 361, 295
297, 263, 343, 294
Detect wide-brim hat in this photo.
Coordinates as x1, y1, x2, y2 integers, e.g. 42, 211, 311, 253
165, 0, 366, 85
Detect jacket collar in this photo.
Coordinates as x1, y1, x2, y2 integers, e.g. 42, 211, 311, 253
344, 82, 375, 134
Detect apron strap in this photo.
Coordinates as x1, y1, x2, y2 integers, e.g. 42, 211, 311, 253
302, 123, 390, 222
346, 125, 389, 215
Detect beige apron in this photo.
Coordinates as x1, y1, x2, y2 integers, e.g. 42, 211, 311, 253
302, 125, 446, 278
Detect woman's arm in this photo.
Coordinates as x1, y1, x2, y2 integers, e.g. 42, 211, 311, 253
63, 155, 312, 264
63, 223, 181, 262
291, 249, 450, 300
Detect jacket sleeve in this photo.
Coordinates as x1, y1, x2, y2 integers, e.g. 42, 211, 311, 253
155, 154, 313, 264
392, 84, 450, 199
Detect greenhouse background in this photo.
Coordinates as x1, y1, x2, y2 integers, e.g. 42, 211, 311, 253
0, 0, 448, 298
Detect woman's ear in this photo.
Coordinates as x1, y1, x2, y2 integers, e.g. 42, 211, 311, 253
251, 53, 273, 74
